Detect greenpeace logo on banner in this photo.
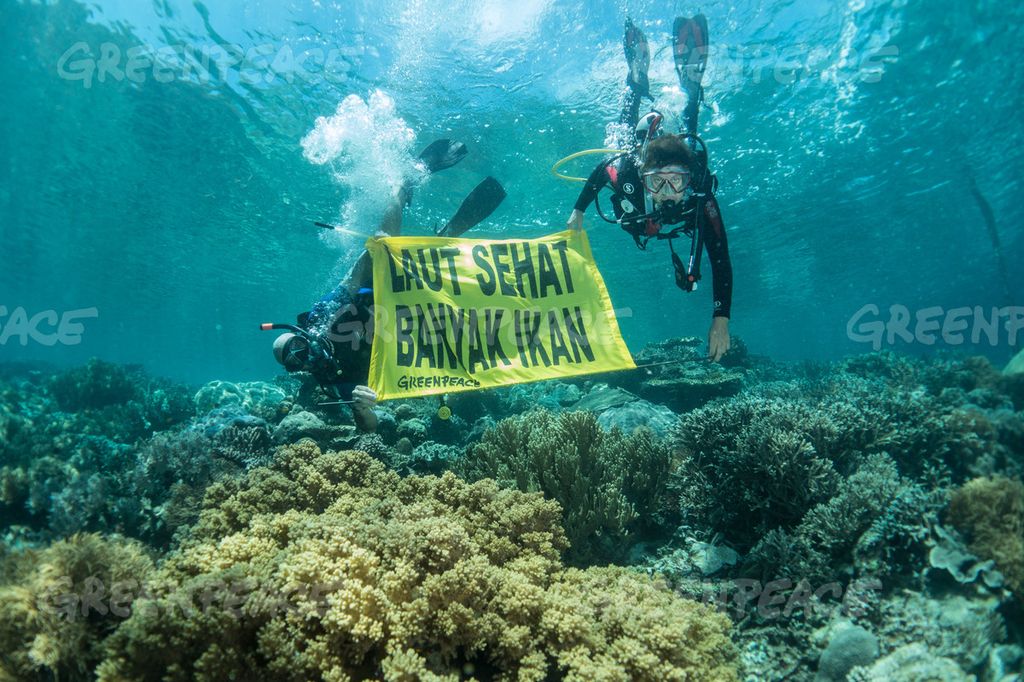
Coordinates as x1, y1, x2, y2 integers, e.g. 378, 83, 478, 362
367, 230, 636, 400
396, 375, 481, 391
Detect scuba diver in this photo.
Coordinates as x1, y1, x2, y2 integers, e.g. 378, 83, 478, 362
263, 139, 506, 432
565, 16, 733, 362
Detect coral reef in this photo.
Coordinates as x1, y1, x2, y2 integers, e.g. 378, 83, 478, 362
670, 360, 1019, 559
96, 444, 738, 681
672, 394, 847, 551
0, 533, 153, 681
742, 453, 944, 584
0, 360, 201, 543
868, 591, 1007, 673
948, 476, 1024, 596
0, 386, 275, 546
847, 643, 971, 681
925, 524, 1007, 593
193, 379, 290, 422
456, 410, 674, 565
608, 336, 747, 412
402, 441, 464, 476
47, 358, 193, 436
815, 621, 879, 682
3, 346, 1023, 682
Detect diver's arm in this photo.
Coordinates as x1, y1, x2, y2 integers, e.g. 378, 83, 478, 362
703, 194, 732, 320
704, 194, 732, 362
574, 161, 610, 212
567, 161, 612, 230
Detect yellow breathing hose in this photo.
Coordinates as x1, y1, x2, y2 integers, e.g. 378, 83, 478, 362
551, 148, 629, 182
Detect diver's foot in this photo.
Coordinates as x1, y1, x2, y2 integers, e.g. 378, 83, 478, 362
418, 139, 468, 174
623, 18, 650, 98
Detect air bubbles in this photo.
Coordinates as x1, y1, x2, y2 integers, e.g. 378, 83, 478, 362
300, 90, 421, 241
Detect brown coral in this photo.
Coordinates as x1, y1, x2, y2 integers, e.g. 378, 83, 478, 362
948, 475, 1024, 595
0, 533, 153, 681
97, 443, 737, 681
456, 410, 673, 565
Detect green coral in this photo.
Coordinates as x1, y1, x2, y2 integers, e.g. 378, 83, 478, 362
0, 533, 153, 681
845, 351, 1024, 411
743, 453, 942, 583
44, 358, 193, 432
671, 364, 1016, 554
47, 358, 138, 411
672, 395, 845, 549
97, 443, 737, 681
455, 410, 673, 565
948, 475, 1024, 595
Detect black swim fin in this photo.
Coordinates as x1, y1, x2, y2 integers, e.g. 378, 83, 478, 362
623, 18, 651, 99
436, 177, 506, 237
673, 14, 709, 136
418, 139, 468, 174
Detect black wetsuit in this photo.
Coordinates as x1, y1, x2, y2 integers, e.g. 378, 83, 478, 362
572, 153, 733, 319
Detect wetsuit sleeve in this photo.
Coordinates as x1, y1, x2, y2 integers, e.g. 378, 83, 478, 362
573, 161, 610, 212
703, 194, 733, 319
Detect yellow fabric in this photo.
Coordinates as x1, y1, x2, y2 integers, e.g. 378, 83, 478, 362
366, 229, 636, 400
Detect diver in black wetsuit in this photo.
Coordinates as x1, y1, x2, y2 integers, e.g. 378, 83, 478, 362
267, 140, 505, 431
565, 17, 733, 362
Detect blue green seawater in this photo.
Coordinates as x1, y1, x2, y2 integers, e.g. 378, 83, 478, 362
1, 0, 1022, 384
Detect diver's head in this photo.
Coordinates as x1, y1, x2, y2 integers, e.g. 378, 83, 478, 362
640, 134, 695, 205
273, 332, 310, 372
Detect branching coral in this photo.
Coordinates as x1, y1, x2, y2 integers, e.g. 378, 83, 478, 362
671, 361, 1019, 555
0, 533, 153, 682
455, 410, 673, 565
96, 444, 738, 681
45, 358, 193, 436
541, 566, 738, 681
47, 358, 138, 411
742, 453, 942, 583
672, 396, 843, 550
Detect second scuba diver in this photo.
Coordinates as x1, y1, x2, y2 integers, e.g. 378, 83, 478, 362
266, 140, 506, 432
565, 17, 733, 362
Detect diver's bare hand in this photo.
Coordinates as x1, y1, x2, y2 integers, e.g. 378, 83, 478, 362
351, 386, 378, 412
708, 317, 731, 363
566, 209, 584, 231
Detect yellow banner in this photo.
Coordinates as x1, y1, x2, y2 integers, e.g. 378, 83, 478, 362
366, 229, 635, 400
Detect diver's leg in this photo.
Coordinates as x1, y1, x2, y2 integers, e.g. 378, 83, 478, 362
341, 250, 373, 296
618, 18, 649, 130
301, 140, 465, 334
340, 138, 464, 287
618, 87, 643, 130
340, 185, 408, 295
376, 184, 410, 237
